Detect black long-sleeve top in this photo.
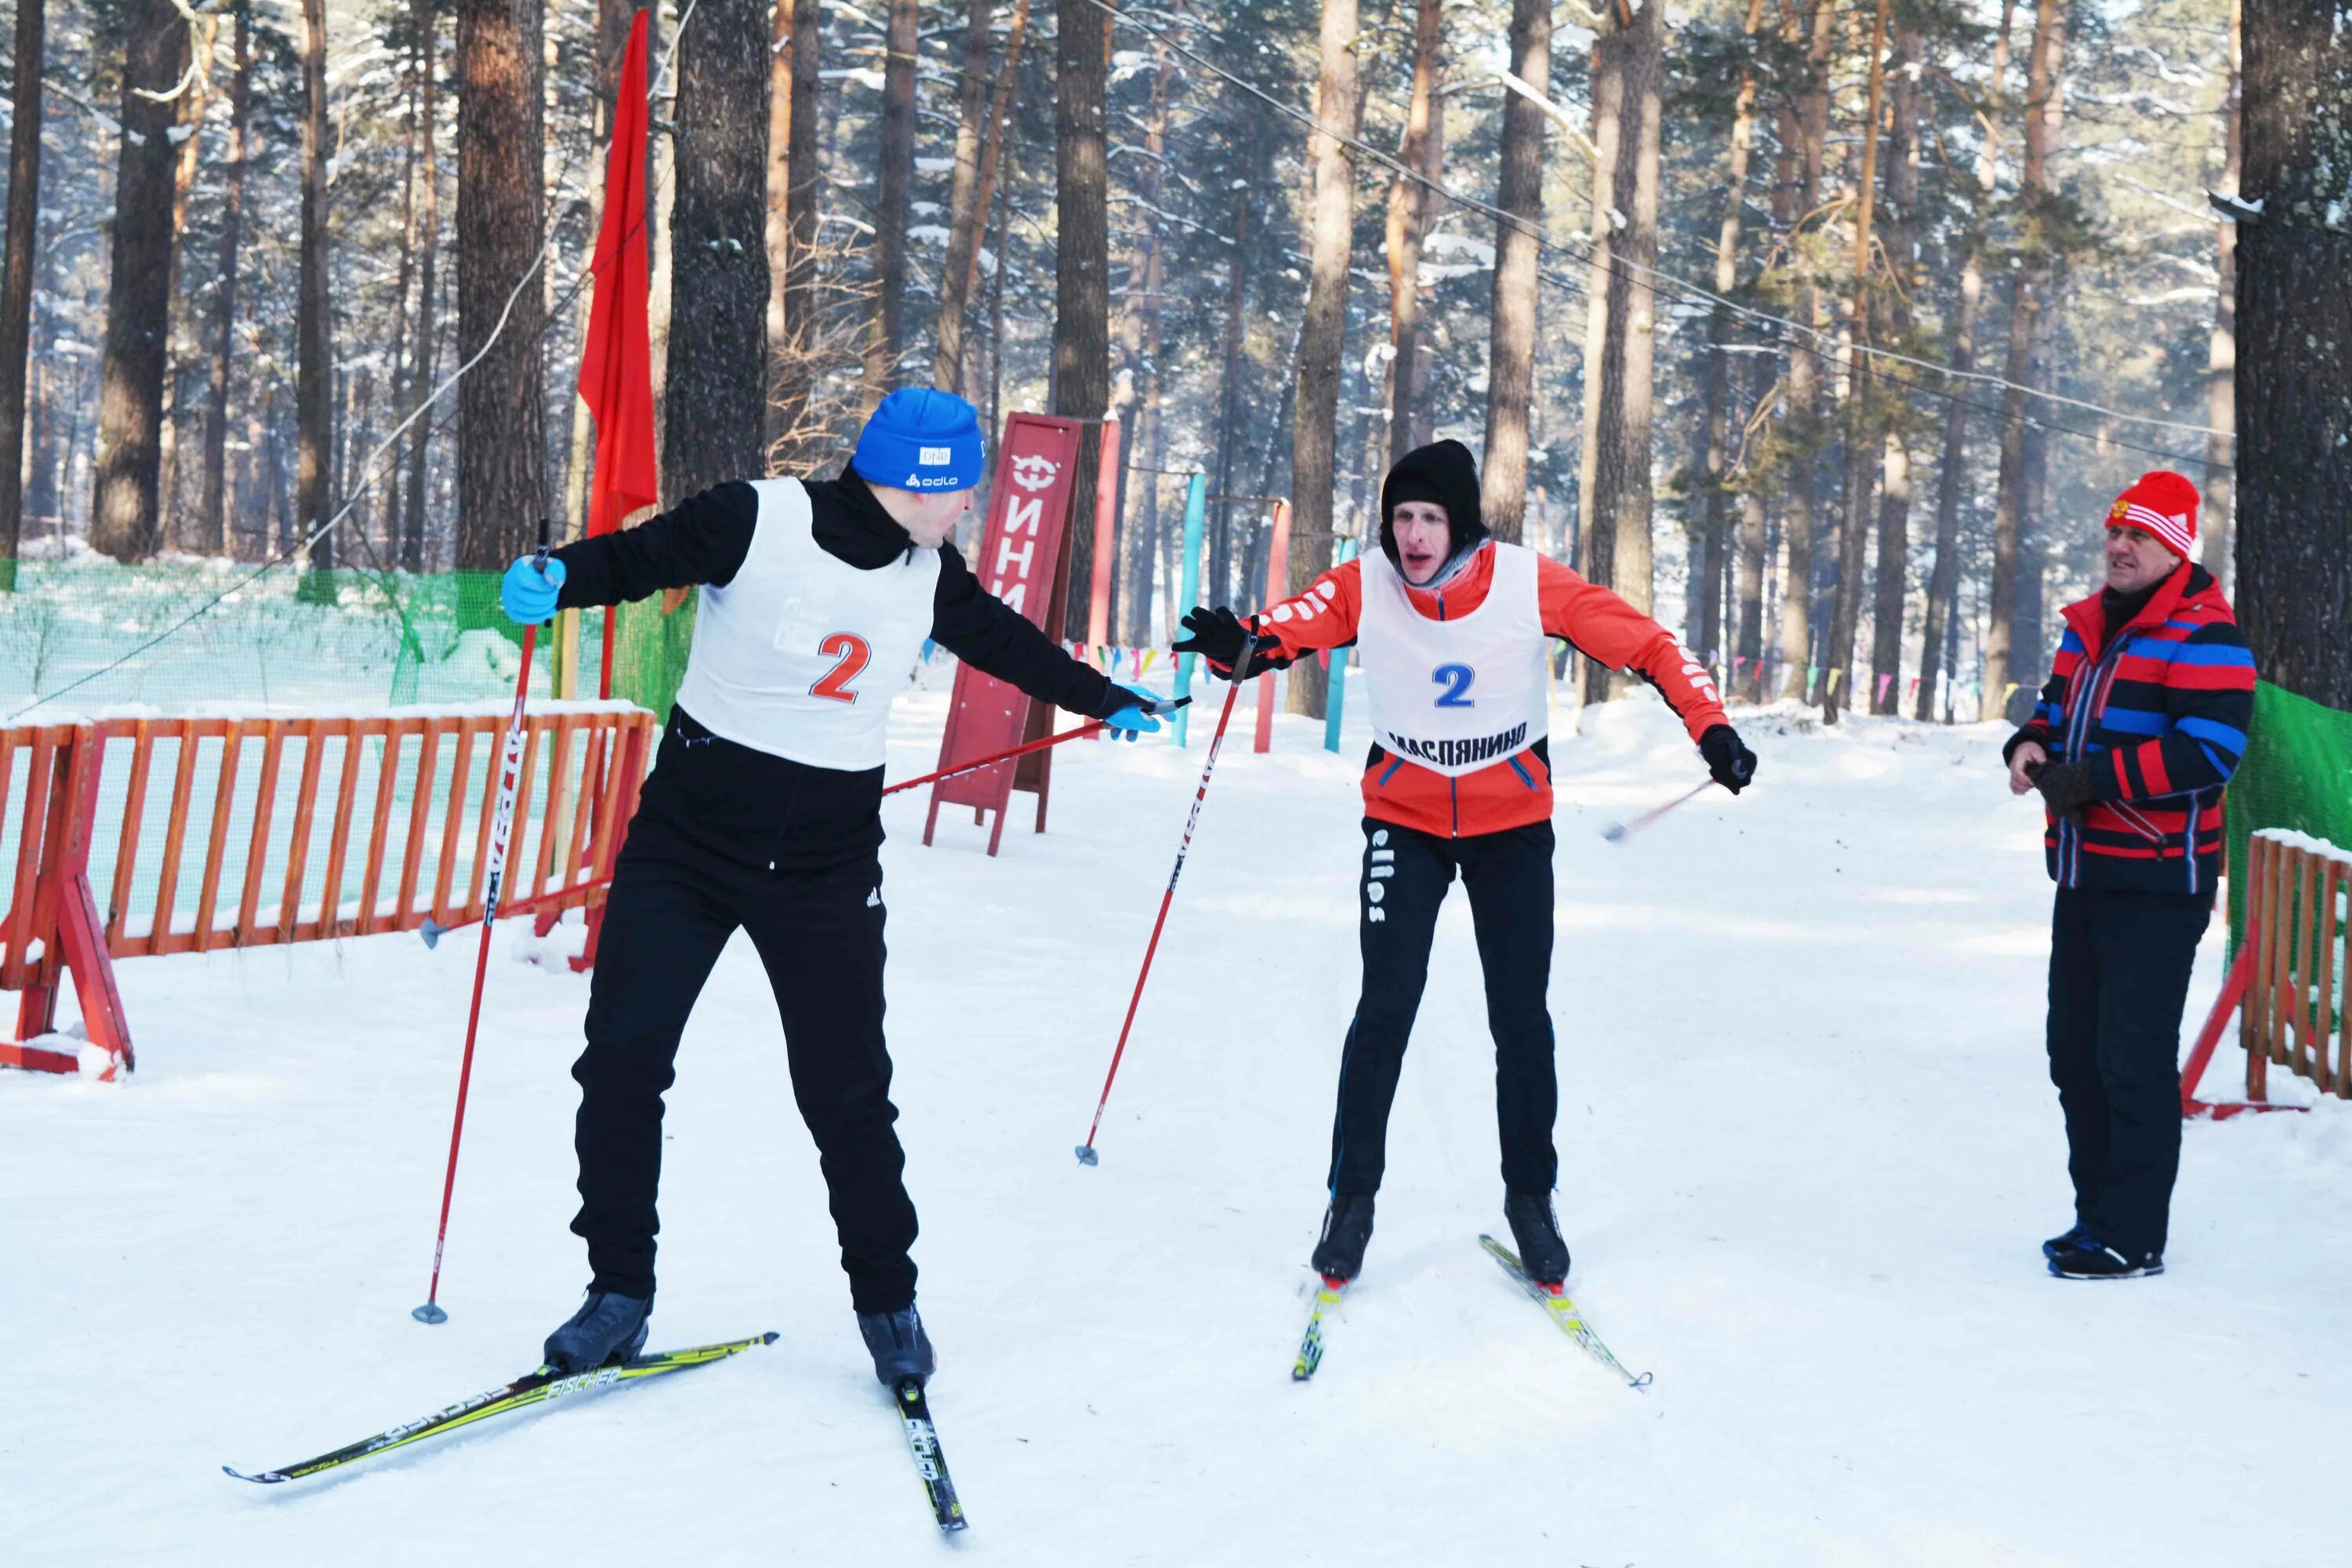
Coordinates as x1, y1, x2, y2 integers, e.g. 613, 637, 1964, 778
552, 474, 1126, 869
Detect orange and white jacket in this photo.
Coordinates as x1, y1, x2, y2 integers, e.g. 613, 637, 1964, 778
1243, 543, 1727, 838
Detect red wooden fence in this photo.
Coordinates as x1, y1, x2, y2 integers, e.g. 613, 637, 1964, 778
1, 703, 653, 1076
2241, 829, 2350, 1104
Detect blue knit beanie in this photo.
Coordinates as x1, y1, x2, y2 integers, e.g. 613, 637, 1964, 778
852, 387, 985, 492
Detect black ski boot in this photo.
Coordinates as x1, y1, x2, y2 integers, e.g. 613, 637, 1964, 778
2042, 1221, 2089, 1260
858, 1304, 937, 1387
1310, 1194, 1376, 1283
542, 1289, 652, 1374
1504, 1192, 1571, 1286
2048, 1236, 2164, 1280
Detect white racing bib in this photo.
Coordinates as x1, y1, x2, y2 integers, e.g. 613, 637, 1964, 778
674, 477, 939, 770
1357, 541, 1548, 778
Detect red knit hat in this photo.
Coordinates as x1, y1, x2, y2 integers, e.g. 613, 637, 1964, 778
2107, 470, 2199, 559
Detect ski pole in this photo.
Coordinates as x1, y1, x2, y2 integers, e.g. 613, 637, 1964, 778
879, 696, 1191, 799
1599, 779, 1716, 844
1076, 650, 1256, 1166
415, 541, 549, 1325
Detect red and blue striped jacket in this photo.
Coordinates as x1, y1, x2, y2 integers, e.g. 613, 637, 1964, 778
2005, 563, 2255, 894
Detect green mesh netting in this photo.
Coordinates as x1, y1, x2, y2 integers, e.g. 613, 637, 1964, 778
0, 561, 699, 719
2225, 679, 2352, 952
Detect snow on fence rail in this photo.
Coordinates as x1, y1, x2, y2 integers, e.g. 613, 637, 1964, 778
0, 702, 655, 1076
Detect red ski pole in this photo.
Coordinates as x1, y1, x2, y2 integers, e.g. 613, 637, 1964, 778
1599, 779, 1716, 844
414, 546, 548, 1324
1076, 666, 1251, 1166
878, 696, 1189, 799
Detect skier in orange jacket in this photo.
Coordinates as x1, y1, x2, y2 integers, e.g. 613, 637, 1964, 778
1175, 439, 1755, 1285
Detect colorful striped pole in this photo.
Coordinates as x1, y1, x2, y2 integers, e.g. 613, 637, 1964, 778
1174, 474, 1205, 747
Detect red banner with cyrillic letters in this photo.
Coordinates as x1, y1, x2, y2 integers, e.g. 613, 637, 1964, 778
924, 414, 1082, 855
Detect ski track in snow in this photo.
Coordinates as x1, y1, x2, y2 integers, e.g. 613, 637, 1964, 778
5, 684, 2348, 1566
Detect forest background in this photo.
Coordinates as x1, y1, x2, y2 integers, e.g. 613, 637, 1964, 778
0, 0, 2339, 728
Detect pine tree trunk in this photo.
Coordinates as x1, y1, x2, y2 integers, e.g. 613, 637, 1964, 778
89, 0, 191, 561
2201, 0, 2241, 587
1210, 189, 1247, 608
403, 0, 441, 572
869, 0, 918, 401
1580, 0, 1664, 706
158, 13, 220, 553
1116, 45, 1171, 646
1985, 0, 2066, 722
667, 0, 773, 499
25, 240, 60, 538
2234, 0, 2352, 705
1386, 0, 1442, 467
1695, 0, 1766, 664
933, 0, 994, 394
1482, 0, 1548, 546
1054, 0, 1110, 633
774, 0, 823, 459
0, 0, 45, 587
1866, 24, 1922, 716
455, 0, 546, 573
1914, 250, 1978, 721
198, 5, 249, 561
296, 0, 336, 593
1772, 0, 1835, 701
1285, 0, 1359, 717
1822, 0, 1890, 724
1575, 15, 1625, 604
765, 0, 793, 425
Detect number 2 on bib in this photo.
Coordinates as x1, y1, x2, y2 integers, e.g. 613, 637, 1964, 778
811, 633, 872, 704
1432, 662, 1476, 708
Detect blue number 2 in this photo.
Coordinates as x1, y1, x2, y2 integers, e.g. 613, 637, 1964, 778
1432, 663, 1476, 708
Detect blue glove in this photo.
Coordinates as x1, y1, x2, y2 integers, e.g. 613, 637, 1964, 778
1102, 684, 1171, 741
500, 554, 565, 625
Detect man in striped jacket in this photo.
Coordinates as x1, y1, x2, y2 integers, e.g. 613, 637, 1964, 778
2002, 469, 2256, 1280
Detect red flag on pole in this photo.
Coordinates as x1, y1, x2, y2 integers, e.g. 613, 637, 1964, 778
579, 9, 657, 548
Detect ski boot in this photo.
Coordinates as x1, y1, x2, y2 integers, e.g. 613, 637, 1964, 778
543, 1289, 653, 1374
1310, 1194, 1376, 1283
1503, 1192, 1571, 1286
858, 1304, 937, 1387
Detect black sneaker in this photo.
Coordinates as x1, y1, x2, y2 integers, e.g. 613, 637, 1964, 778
1310, 1194, 1376, 1283
543, 1289, 652, 1373
1503, 1192, 1570, 1286
2048, 1238, 2164, 1279
2042, 1221, 2089, 1260
857, 1304, 937, 1387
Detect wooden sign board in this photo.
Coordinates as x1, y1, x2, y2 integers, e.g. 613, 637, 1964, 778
924, 413, 1083, 855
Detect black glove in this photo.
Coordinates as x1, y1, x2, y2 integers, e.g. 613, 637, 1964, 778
2031, 759, 2098, 815
1172, 605, 1287, 681
1698, 724, 1758, 794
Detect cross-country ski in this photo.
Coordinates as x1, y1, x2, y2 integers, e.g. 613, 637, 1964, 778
1290, 1275, 1348, 1382
221, 1334, 776, 1485
1478, 1236, 1652, 1391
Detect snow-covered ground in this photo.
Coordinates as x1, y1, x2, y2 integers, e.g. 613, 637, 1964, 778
7, 680, 2348, 1566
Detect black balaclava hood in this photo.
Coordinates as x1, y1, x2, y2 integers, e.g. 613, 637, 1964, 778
1378, 438, 1488, 581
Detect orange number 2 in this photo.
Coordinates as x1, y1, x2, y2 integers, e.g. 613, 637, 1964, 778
811, 633, 872, 704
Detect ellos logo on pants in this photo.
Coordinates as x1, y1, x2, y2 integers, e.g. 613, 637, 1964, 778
1364, 829, 1395, 924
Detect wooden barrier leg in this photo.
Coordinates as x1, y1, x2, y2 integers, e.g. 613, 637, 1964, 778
56, 873, 132, 1079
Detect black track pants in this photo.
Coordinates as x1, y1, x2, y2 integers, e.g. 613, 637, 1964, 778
570, 811, 916, 1313
1327, 817, 1558, 1196
2045, 885, 2213, 1258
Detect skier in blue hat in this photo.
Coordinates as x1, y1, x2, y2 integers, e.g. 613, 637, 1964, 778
497, 387, 1166, 1387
